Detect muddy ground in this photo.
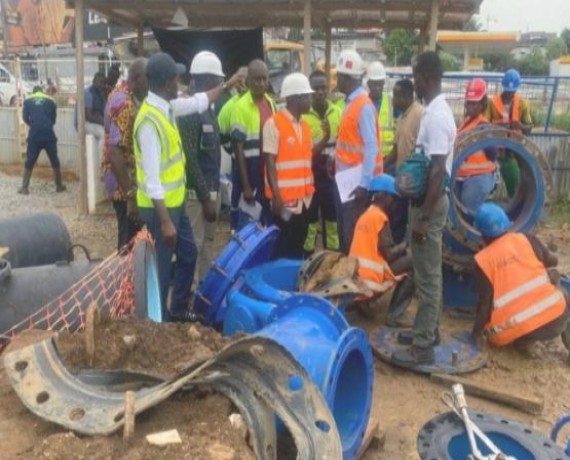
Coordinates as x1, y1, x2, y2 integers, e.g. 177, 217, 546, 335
1, 169, 570, 459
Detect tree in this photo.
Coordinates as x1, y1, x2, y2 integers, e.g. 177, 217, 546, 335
383, 29, 415, 66
438, 51, 461, 72
561, 28, 570, 52
516, 47, 549, 76
463, 16, 483, 32
482, 53, 517, 72
546, 37, 569, 60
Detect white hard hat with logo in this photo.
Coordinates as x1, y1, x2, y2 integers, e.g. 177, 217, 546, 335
336, 50, 364, 76
367, 61, 387, 80
280, 72, 314, 98
190, 51, 225, 77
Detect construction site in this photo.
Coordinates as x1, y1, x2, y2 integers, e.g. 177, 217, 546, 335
1, 0, 570, 459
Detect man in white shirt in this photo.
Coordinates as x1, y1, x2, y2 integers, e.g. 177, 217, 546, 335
392, 52, 456, 367
134, 52, 244, 322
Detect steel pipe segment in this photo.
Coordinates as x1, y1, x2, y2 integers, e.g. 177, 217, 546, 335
253, 294, 374, 460
551, 412, 570, 456
445, 127, 552, 269
418, 410, 568, 459
0, 213, 71, 268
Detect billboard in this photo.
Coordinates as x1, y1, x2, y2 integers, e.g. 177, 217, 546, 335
3, 0, 75, 48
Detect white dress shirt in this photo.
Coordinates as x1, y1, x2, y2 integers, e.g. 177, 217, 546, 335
137, 91, 210, 200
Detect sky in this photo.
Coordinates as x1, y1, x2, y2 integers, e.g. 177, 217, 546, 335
479, 0, 569, 34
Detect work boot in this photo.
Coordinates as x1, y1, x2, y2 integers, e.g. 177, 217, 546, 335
386, 276, 415, 327
397, 329, 441, 347
17, 168, 32, 195
391, 345, 435, 368
53, 168, 67, 192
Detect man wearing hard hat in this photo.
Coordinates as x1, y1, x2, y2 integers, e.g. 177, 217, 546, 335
455, 78, 497, 213
472, 203, 568, 349
263, 73, 315, 259
334, 49, 382, 254
366, 61, 394, 161
178, 51, 237, 285
485, 69, 533, 199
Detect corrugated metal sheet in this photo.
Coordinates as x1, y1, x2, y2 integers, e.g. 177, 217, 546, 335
530, 134, 570, 198
0, 108, 19, 164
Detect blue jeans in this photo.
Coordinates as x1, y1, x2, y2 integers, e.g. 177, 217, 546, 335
138, 205, 197, 321
458, 173, 495, 214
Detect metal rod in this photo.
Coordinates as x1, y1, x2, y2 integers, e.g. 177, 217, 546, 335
428, 0, 439, 51
303, 0, 312, 77
75, 0, 88, 215
325, 21, 332, 87
544, 77, 559, 134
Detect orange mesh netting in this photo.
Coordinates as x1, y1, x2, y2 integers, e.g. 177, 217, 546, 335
0, 230, 154, 350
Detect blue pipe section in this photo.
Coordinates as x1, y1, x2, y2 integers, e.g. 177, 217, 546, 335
551, 413, 570, 455
241, 259, 301, 304
223, 290, 275, 336
251, 294, 374, 460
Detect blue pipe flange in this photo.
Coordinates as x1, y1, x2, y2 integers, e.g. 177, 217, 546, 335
418, 410, 569, 460
193, 223, 279, 326
447, 127, 552, 258
551, 413, 570, 455
242, 259, 302, 305
256, 294, 374, 460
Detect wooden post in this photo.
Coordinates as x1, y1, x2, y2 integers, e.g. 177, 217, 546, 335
325, 22, 332, 86
427, 0, 439, 51
418, 28, 428, 54
303, 0, 311, 76
1, 0, 9, 57
14, 57, 24, 159
75, 0, 88, 215
137, 23, 144, 57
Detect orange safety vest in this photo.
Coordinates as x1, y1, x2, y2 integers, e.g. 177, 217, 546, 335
475, 233, 566, 347
265, 110, 315, 201
336, 94, 383, 176
491, 94, 521, 124
456, 114, 496, 177
349, 205, 396, 293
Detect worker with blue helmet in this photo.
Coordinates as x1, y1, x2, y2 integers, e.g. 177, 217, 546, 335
349, 174, 414, 324
472, 202, 569, 349
485, 68, 533, 199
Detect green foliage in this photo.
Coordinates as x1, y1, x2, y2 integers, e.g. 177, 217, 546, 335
515, 47, 550, 76
463, 17, 482, 32
561, 28, 570, 52
546, 37, 569, 60
482, 53, 517, 72
383, 29, 416, 66
438, 51, 461, 71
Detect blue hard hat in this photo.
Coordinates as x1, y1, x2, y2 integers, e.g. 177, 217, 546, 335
502, 69, 521, 92
369, 174, 399, 196
474, 203, 511, 238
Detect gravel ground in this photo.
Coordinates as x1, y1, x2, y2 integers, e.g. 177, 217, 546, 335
0, 167, 117, 259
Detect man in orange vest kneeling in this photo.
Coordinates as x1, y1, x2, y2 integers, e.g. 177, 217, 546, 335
349, 174, 413, 323
264, 73, 315, 259
472, 203, 569, 348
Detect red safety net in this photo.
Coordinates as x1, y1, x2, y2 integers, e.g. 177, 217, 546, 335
0, 230, 154, 350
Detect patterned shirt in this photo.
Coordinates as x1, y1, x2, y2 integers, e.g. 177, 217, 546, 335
101, 86, 139, 201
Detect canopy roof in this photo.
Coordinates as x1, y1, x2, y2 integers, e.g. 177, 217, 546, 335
69, 0, 481, 30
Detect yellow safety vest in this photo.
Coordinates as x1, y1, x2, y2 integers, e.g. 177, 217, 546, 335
302, 101, 342, 155
378, 94, 394, 157
133, 100, 186, 208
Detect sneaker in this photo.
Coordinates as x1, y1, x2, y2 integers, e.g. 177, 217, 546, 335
391, 345, 435, 368
397, 329, 441, 346
170, 310, 200, 323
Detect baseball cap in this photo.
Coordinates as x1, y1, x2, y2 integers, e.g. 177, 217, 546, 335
146, 52, 186, 83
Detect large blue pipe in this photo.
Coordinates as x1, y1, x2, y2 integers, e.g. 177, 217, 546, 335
228, 294, 374, 460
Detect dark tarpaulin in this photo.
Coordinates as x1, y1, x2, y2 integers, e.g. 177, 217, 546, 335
152, 28, 264, 79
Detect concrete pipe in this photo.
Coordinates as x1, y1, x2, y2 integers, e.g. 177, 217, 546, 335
0, 213, 71, 268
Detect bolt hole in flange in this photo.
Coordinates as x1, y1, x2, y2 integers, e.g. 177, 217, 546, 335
114, 411, 124, 423
288, 374, 303, 392
69, 408, 86, 421
36, 391, 50, 404
316, 420, 331, 433
14, 361, 28, 372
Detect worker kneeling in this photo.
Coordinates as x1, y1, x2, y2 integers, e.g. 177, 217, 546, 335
472, 203, 569, 348
349, 174, 413, 324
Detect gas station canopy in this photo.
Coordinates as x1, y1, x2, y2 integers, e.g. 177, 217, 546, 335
69, 0, 481, 30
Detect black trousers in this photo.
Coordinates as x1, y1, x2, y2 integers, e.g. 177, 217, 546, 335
113, 200, 142, 251
25, 136, 60, 170
272, 209, 310, 260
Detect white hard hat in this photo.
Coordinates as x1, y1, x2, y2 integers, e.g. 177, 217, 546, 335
336, 50, 364, 76
280, 72, 314, 98
367, 61, 386, 81
190, 51, 225, 77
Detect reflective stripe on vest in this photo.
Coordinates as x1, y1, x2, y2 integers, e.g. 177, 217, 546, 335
349, 205, 396, 294
491, 94, 521, 125
475, 233, 566, 346
133, 101, 186, 208
378, 95, 394, 157
336, 94, 383, 175
456, 115, 496, 177
265, 110, 315, 201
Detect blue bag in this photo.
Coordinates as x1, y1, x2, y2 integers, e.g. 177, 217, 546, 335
395, 147, 431, 199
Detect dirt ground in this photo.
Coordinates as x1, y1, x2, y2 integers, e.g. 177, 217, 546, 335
1, 169, 570, 459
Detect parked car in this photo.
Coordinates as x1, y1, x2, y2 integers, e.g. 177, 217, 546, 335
0, 63, 33, 106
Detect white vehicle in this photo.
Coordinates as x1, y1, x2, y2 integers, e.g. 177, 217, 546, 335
0, 63, 33, 106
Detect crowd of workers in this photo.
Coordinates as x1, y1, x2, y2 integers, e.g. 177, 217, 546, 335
17, 48, 569, 369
